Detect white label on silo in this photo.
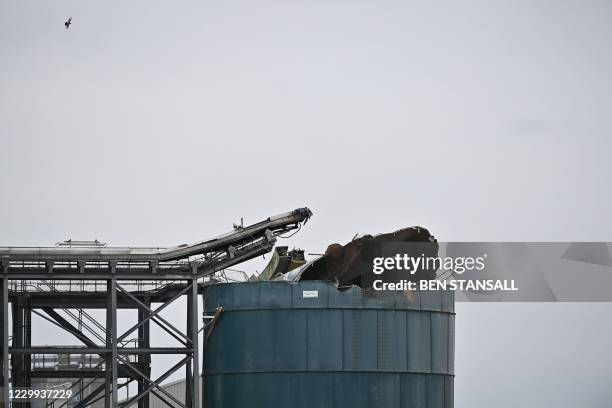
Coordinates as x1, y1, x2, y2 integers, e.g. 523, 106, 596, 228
303, 290, 318, 298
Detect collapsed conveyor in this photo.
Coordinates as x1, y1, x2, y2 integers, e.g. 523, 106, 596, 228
0, 207, 312, 279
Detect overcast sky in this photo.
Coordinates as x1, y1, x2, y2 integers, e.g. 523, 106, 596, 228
2, 1, 612, 407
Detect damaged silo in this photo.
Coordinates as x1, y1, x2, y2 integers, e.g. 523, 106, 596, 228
203, 281, 454, 408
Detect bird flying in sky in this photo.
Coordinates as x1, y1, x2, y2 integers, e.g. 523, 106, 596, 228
65, 17, 72, 29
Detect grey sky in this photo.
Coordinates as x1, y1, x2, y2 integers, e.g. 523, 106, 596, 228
2, 1, 612, 407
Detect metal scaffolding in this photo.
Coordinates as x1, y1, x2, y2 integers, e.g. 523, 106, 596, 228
0, 207, 312, 408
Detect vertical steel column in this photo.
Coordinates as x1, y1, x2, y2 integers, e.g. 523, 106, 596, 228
190, 279, 200, 408
105, 279, 116, 408
201, 291, 207, 408
110, 278, 118, 407
186, 287, 193, 408
105, 281, 111, 408
1, 278, 9, 406
11, 296, 31, 408
23, 298, 31, 398
12, 299, 26, 408
11, 298, 23, 393
137, 296, 151, 408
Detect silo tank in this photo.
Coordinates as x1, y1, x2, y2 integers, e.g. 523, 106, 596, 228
203, 281, 454, 408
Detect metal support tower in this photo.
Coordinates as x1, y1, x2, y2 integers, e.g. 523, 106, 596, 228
3, 278, 204, 408
0, 207, 312, 408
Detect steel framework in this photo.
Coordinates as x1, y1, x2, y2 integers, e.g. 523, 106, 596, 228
0, 207, 312, 407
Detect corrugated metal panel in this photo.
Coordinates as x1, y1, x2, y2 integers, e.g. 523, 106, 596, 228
400, 373, 427, 408
406, 310, 432, 373
378, 310, 407, 372
204, 281, 455, 408
431, 312, 449, 374
448, 314, 456, 375
306, 309, 343, 370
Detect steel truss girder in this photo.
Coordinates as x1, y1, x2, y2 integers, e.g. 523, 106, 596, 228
1, 236, 276, 280
12, 283, 203, 308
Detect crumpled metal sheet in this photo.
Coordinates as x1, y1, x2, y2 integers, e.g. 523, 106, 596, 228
252, 246, 306, 281
298, 226, 438, 287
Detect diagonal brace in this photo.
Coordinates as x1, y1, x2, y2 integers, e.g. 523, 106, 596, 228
41, 307, 98, 348
116, 355, 186, 408
117, 283, 192, 344
120, 356, 190, 408
116, 284, 190, 345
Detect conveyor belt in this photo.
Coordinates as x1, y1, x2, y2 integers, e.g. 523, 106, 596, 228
0, 207, 312, 279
